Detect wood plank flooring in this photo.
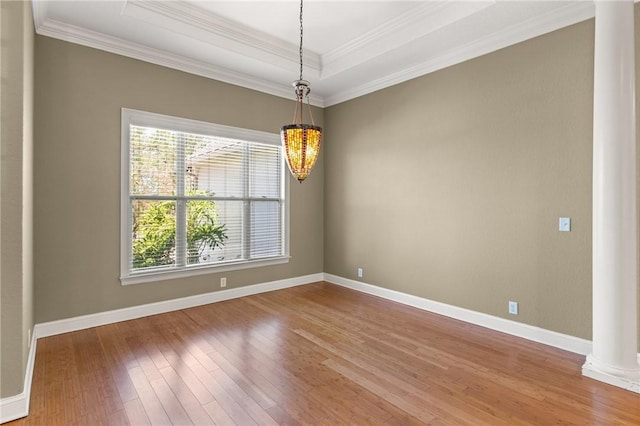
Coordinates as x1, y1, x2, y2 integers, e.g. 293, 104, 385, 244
6, 282, 640, 425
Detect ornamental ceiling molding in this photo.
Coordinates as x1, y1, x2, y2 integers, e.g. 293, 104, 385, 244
34, 17, 298, 103
323, 1, 596, 106
121, 0, 321, 73
33, 1, 597, 108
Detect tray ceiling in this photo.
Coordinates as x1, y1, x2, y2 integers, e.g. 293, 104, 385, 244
33, 1, 596, 106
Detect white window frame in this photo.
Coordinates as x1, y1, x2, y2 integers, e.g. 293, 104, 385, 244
120, 108, 290, 285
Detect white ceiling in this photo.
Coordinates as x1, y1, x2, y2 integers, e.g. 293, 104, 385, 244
32, 1, 597, 107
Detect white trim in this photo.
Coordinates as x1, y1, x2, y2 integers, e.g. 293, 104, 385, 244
34, 18, 318, 106
323, 1, 595, 106
120, 108, 289, 285
0, 273, 320, 422
121, 109, 282, 145
582, 355, 640, 394
324, 273, 593, 356
121, 0, 320, 73
322, 3, 442, 71
0, 331, 37, 424
121, 256, 291, 286
34, 273, 322, 339
3, 272, 639, 422
321, 1, 494, 80
32, 1, 596, 108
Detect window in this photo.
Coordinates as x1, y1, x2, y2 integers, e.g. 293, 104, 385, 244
121, 109, 289, 285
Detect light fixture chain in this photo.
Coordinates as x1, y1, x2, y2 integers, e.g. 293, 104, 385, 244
299, 0, 304, 81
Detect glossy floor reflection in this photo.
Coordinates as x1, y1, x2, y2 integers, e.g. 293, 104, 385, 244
7, 282, 640, 425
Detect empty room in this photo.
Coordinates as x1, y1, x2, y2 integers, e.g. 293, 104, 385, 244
2, 0, 640, 424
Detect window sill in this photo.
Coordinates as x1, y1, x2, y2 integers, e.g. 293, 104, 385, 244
120, 256, 290, 286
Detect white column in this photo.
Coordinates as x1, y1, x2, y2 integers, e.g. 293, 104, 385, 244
583, 0, 640, 393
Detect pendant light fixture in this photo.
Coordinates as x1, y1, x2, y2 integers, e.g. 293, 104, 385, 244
281, 0, 322, 183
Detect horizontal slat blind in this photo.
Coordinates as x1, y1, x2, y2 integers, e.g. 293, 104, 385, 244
130, 127, 177, 196
126, 119, 284, 276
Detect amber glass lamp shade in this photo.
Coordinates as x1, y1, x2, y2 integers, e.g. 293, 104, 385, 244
281, 79, 322, 183
281, 123, 322, 183
281, 0, 320, 183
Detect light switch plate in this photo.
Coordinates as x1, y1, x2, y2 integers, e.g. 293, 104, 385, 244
559, 217, 571, 232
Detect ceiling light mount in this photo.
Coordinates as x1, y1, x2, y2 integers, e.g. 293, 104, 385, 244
293, 79, 311, 98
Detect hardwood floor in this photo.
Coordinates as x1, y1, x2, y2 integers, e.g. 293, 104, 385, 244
6, 282, 640, 425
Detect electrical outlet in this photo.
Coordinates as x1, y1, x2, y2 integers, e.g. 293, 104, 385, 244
220, 277, 227, 288
508, 301, 518, 315
357, 267, 363, 278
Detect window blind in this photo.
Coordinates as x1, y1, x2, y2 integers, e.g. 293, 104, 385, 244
122, 110, 286, 282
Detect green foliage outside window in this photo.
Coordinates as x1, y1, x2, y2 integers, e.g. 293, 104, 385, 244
132, 201, 176, 268
132, 196, 227, 269
130, 127, 228, 269
186, 198, 228, 264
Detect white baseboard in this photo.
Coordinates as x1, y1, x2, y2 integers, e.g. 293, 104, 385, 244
0, 272, 323, 423
34, 273, 323, 339
2, 272, 637, 423
582, 354, 640, 394
0, 331, 37, 424
324, 273, 593, 356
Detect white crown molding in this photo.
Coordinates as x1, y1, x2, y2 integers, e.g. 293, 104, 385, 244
30, 0, 44, 30
122, 0, 321, 73
34, 18, 326, 107
320, 1, 494, 79
33, 1, 597, 109
322, 2, 439, 66
323, 1, 595, 106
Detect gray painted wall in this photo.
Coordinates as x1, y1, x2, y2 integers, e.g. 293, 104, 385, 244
33, 36, 324, 323
1, 0, 34, 399
2, 4, 639, 403
324, 13, 640, 345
